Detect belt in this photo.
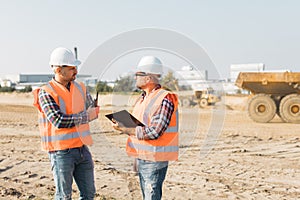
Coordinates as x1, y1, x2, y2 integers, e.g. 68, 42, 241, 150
49, 145, 85, 153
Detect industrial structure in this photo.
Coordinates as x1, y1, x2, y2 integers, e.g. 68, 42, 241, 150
0, 74, 92, 90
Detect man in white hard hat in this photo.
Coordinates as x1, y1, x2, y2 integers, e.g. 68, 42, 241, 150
114, 56, 179, 200
33, 47, 99, 199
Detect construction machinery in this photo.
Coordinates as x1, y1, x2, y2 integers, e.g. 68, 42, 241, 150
195, 88, 220, 108
179, 88, 221, 108
235, 72, 300, 123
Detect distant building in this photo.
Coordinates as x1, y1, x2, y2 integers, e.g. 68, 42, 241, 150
0, 73, 92, 90
175, 65, 207, 89
227, 63, 265, 94
230, 63, 265, 82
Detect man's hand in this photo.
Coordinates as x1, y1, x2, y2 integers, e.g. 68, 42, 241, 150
87, 106, 99, 121
112, 122, 136, 136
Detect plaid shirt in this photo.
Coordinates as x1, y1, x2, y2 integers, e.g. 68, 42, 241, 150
136, 85, 175, 140
38, 82, 94, 128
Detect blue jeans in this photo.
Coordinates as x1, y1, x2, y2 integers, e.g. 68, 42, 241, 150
48, 145, 95, 200
137, 159, 168, 200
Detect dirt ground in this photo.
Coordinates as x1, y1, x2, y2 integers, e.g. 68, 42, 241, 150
0, 92, 300, 200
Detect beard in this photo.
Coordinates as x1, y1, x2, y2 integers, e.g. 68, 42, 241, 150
71, 74, 76, 81
61, 70, 76, 82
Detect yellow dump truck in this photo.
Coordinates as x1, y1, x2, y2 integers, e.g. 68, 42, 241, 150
235, 72, 300, 123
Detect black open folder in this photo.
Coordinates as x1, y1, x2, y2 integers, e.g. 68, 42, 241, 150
105, 110, 145, 128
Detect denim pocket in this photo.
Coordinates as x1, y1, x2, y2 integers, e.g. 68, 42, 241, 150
56, 148, 71, 155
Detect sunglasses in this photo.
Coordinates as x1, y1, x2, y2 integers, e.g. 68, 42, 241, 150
135, 72, 148, 77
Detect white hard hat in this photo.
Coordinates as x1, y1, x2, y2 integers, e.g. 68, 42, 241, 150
137, 56, 163, 75
49, 47, 81, 67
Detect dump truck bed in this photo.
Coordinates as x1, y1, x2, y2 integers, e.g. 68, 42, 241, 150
235, 72, 300, 95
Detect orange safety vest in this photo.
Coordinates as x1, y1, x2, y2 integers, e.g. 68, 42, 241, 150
126, 88, 179, 161
33, 79, 93, 151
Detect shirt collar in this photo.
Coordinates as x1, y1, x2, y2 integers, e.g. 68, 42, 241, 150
141, 84, 161, 98
53, 77, 72, 91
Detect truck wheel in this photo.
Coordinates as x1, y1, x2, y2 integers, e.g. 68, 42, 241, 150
279, 94, 300, 123
248, 94, 276, 123
199, 98, 208, 108
182, 98, 191, 107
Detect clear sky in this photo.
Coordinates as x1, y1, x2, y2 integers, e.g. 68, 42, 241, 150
1, 0, 299, 80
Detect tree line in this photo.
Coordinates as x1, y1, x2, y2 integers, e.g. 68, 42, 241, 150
94, 71, 182, 93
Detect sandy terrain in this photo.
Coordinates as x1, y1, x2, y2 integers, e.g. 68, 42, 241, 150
0, 92, 300, 200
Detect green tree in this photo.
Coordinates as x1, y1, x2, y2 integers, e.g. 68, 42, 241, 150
0, 86, 15, 92
19, 85, 32, 93
95, 81, 113, 93
161, 71, 179, 91
113, 75, 135, 92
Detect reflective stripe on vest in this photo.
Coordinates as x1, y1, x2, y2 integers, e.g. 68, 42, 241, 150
143, 89, 166, 124
41, 130, 91, 142
165, 110, 179, 133
46, 83, 67, 113
127, 142, 179, 152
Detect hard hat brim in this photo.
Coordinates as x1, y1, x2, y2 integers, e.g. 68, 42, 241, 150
136, 63, 163, 75
49, 60, 81, 67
